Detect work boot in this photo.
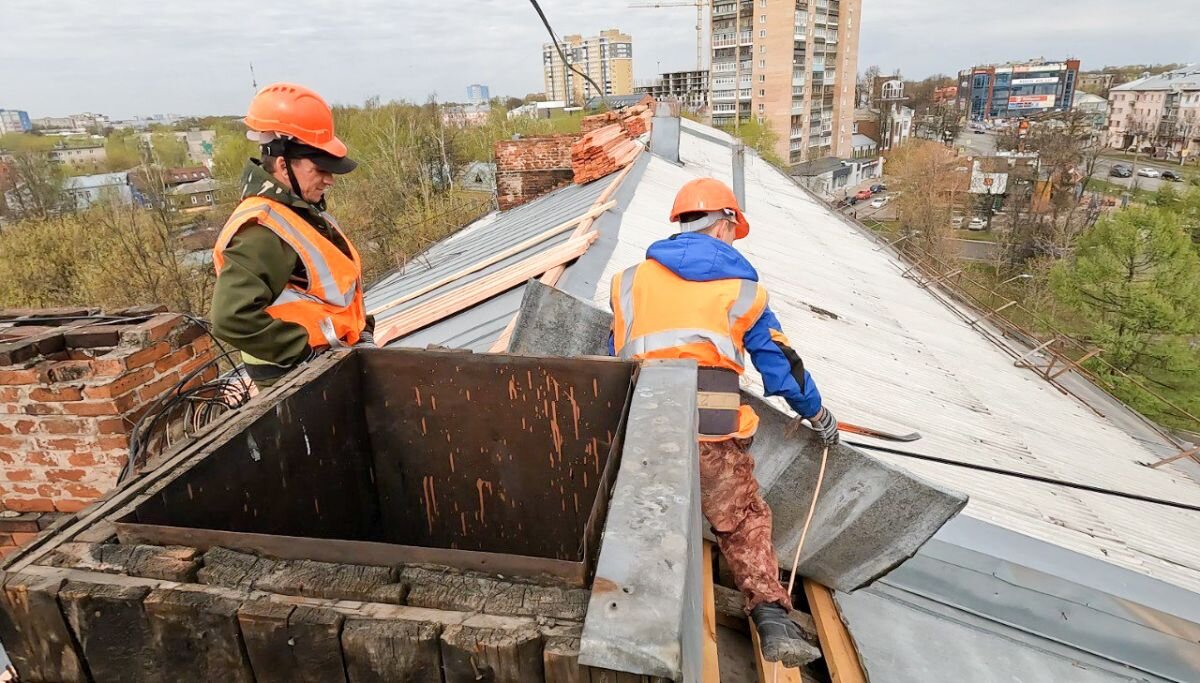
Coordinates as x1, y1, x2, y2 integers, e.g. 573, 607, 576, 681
751, 603, 821, 667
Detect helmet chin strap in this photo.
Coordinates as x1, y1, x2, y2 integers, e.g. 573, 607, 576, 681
262, 138, 325, 210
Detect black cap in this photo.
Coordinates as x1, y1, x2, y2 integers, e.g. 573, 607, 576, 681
263, 139, 358, 174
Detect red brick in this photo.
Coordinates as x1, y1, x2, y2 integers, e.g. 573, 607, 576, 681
22, 403, 61, 416
96, 417, 128, 435
0, 533, 13, 546
82, 366, 155, 399
12, 419, 37, 435
95, 435, 128, 451
137, 371, 181, 403
25, 451, 60, 467
0, 387, 23, 402
10, 485, 35, 495
64, 397, 135, 417
39, 437, 85, 451
0, 421, 9, 436
0, 368, 38, 385
53, 499, 90, 513
124, 342, 171, 370
63, 483, 103, 499
0, 452, 14, 464
121, 314, 183, 346
10, 531, 39, 545
154, 345, 196, 373
5, 497, 54, 512
29, 385, 83, 402
0, 513, 41, 533
3, 469, 31, 482
0, 546, 20, 558
0, 435, 27, 450
45, 468, 86, 483
42, 418, 88, 435
39, 360, 96, 384
67, 452, 98, 467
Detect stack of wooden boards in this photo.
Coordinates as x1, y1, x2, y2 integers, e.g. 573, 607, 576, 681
571, 124, 643, 185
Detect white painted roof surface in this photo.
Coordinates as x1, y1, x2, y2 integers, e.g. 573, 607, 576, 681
572, 118, 1200, 594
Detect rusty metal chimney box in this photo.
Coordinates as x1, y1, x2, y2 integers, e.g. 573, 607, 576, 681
114, 349, 637, 586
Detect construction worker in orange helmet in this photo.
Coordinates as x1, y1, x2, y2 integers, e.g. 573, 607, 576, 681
608, 177, 838, 667
211, 83, 374, 388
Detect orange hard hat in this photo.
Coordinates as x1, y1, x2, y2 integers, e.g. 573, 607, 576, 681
669, 177, 750, 239
244, 83, 347, 158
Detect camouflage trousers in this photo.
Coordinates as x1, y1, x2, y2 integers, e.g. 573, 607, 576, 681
699, 437, 792, 612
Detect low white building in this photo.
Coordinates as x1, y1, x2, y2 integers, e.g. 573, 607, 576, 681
1072, 92, 1109, 130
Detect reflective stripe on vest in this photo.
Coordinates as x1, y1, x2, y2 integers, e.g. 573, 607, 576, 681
612, 262, 765, 372
221, 202, 357, 308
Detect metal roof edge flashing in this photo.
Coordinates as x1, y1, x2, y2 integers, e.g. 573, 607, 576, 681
881, 514, 1200, 682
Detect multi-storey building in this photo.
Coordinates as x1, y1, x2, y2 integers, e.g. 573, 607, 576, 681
958, 59, 1081, 122
1107, 66, 1200, 158
542, 29, 634, 107
466, 84, 490, 106
0, 110, 32, 135
635, 70, 710, 112
710, 0, 861, 165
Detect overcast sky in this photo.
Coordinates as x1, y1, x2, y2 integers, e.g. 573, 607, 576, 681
1, 0, 1195, 119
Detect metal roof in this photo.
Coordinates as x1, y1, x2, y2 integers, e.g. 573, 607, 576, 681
1112, 66, 1200, 92
365, 178, 608, 348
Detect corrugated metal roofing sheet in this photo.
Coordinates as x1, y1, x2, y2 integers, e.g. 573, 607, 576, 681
364, 179, 608, 344
559, 117, 1200, 595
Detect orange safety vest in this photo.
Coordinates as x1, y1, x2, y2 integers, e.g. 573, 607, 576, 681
213, 196, 367, 350
611, 260, 769, 440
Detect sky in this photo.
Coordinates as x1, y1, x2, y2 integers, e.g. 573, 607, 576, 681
0, 0, 1195, 119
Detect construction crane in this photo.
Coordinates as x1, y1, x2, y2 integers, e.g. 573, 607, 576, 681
629, 1, 708, 73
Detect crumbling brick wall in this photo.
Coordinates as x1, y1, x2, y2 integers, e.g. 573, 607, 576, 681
0, 308, 218, 516
494, 134, 579, 210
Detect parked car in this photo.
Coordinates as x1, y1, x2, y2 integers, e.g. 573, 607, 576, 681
870, 197, 887, 209
1161, 170, 1183, 182
870, 183, 887, 194
1109, 164, 1132, 178
968, 217, 987, 231
855, 189, 873, 201
1137, 167, 1161, 178
950, 216, 965, 228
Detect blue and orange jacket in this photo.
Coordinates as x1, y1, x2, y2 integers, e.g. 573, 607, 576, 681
609, 232, 823, 419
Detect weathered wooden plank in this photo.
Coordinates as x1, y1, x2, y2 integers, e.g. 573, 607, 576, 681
59, 581, 158, 682
342, 618, 443, 682
441, 621, 545, 683
543, 636, 587, 683
45, 542, 199, 581
701, 542, 720, 683
255, 558, 397, 601
400, 565, 588, 621
802, 580, 866, 683
0, 572, 89, 682
144, 587, 255, 682
197, 546, 279, 589
239, 600, 348, 683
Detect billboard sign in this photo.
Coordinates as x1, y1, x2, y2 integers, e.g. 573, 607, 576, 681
1008, 94, 1057, 110
1013, 63, 1063, 73
1012, 77, 1059, 85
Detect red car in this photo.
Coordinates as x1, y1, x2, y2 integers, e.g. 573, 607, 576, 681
855, 189, 873, 201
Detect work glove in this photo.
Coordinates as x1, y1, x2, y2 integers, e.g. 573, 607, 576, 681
354, 330, 377, 349
807, 406, 840, 446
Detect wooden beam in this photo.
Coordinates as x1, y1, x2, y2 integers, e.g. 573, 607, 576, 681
375, 233, 598, 345
702, 542, 720, 683
367, 200, 615, 317
802, 580, 866, 683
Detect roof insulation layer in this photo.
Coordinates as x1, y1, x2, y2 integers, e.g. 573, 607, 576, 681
557, 118, 1200, 597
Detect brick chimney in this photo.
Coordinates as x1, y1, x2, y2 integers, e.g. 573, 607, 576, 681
494, 134, 579, 210
0, 308, 218, 522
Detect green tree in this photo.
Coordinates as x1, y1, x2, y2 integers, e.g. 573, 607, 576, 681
0, 133, 67, 219
1050, 207, 1200, 379
104, 130, 142, 171
148, 131, 190, 167
717, 118, 784, 169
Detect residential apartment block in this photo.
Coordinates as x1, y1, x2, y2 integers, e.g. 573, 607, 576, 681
710, 0, 861, 165
1107, 66, 1200, 159
635, 70, 710, 113
466, 84, 490, 106
959, 59, 1081, 122
542, 29, 634, 107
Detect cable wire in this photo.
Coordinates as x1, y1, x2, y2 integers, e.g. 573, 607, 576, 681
527, 0, 610, 109
845, 439, 1200, 513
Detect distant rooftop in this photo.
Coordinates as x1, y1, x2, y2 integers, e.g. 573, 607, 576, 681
1112, 65, 1200, 92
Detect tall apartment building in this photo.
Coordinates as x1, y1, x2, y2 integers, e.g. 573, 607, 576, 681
635, 70, 710, 112
0, 109, 32, 135
543, 29, 634, 107
466, 84, 490, 105
710, 0, 861, 165
959, 59, 1081, 122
